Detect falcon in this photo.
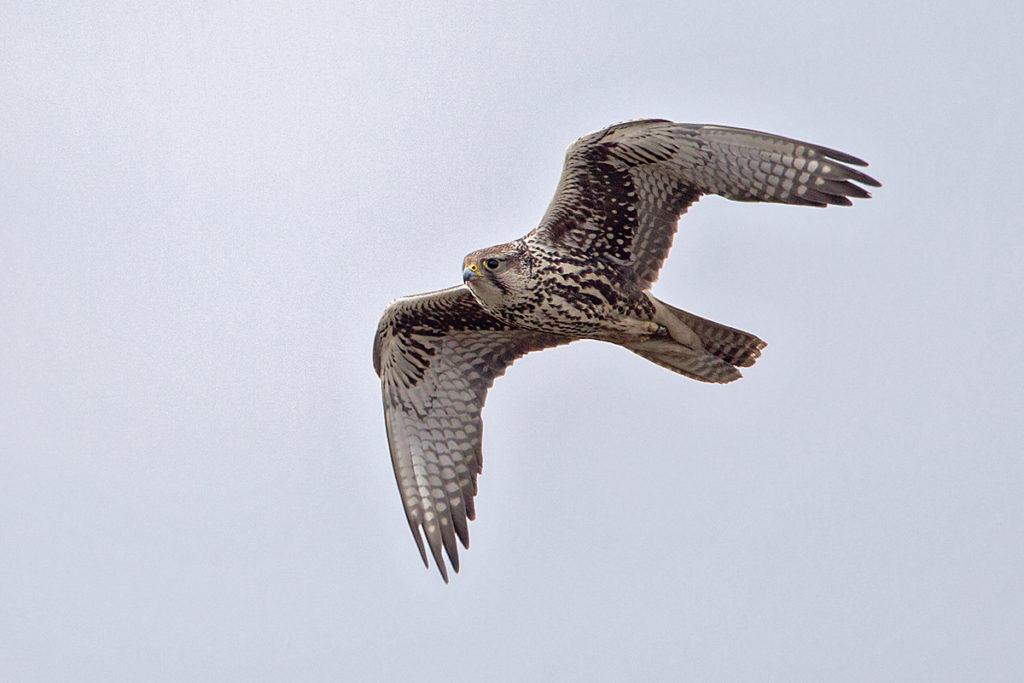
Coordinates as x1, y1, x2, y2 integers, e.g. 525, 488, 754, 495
373, 119, 879, 581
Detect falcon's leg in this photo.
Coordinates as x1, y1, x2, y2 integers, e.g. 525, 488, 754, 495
621, 296, 743, 382
593, 314, 661, 343
646, 293, 702, 349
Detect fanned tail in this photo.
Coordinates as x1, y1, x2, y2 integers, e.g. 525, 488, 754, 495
626, 337, 744, 383
623, 298, 766, 383
655, 299, 766, 368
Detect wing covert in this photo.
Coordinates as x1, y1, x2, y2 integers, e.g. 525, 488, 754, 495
373, 285, 568, 581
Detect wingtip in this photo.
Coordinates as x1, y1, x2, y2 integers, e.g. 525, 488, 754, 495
824, 152, 882, 189
409, 522, 429, 567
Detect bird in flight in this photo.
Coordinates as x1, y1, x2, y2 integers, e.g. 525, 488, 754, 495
373, 119, 879, 581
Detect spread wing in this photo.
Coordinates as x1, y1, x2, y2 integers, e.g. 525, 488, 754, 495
373, 285, 569, 581
528, 119, 881, 288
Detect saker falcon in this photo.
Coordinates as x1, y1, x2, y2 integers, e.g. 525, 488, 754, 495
373, 119, 879, 581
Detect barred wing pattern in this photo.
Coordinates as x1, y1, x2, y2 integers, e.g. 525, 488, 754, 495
373, 286, 569, 581
531, 120, 881, 288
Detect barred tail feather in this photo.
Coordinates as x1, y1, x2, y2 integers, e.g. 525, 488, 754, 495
652, 298, 766, 368
624, 299, 766, 383
624, 337, 743, 383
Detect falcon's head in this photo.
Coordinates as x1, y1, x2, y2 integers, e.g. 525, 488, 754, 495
461, 241, 530, 310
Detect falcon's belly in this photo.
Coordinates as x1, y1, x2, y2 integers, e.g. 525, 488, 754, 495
489, 257, 656, 342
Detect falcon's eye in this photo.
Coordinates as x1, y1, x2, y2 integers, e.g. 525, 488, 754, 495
484, 258, 500, 270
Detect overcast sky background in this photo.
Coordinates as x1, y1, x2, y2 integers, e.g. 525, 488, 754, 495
2, 2, 1022, 681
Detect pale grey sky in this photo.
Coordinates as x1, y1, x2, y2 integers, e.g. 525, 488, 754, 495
2, 2, 1022, 681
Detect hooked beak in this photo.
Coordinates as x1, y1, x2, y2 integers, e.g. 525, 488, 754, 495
462, 265, 479, 283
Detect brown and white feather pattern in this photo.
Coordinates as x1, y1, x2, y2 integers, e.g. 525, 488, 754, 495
373, 286, 568, 581
374, 118, 879, 581
529, 119, 880, 288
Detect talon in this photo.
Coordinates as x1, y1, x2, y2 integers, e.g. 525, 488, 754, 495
636, 321, 663, 342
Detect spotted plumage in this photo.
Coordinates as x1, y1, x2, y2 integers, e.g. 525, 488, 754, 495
373, 119, 880, 581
